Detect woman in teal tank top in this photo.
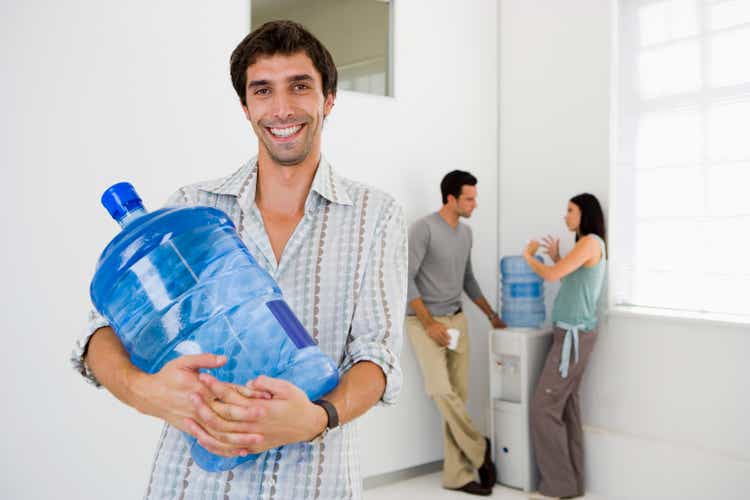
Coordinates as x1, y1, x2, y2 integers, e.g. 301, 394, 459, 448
521, 193, 606, 499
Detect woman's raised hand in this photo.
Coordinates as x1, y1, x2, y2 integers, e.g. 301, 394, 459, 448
524, 240, 541, 257
541, 235, 561, 262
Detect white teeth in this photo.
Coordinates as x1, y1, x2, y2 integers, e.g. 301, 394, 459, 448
269, 125, 302, 137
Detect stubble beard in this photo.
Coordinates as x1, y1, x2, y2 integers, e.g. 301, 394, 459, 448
258, 109, 323, 167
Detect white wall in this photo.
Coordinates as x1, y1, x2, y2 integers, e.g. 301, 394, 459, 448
1, 0, 499, 497
1, 2, 253, 499
498, 1, 750, 499
323, 0, 500, 477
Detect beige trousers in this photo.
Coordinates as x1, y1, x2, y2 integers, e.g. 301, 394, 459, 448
406, 313, 486, 488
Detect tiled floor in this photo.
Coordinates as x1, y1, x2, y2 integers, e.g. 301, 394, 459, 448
364, 472, 603, 500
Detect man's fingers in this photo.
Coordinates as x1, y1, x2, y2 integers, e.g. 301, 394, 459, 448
183, 418, 262, 457
249, 375, 292, 399
184, 418, 245, 457
199, 373, 252, 406
190, 393, 265, 430
175, 353, 227, 371
211, 400, 267, 424
190, 415, 264, 448
236, 385, 273, 400
190, 392, 233, 431
199, 373, 273, 403
429, 326, 451, 347
433, 325, 448, 336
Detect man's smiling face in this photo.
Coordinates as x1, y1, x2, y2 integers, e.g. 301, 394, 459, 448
242, 51, 334, 166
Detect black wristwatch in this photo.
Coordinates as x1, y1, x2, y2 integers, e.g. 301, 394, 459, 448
310, 399, 339, 442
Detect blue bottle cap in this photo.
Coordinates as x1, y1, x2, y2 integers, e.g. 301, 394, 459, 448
101, 182, 143, 222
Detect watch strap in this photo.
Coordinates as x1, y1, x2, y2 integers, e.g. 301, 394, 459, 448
313, 399, 339, 429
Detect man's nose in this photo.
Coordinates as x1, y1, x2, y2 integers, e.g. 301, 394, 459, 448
271, 92, 294, 121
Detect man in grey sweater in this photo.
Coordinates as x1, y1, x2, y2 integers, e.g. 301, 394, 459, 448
407, 170, 506, 496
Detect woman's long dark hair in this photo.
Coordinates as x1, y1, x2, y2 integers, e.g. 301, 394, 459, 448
570, 193, 606, 246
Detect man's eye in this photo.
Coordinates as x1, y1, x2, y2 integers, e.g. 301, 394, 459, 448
255, 88, 270, 96
293, 84, 309, 91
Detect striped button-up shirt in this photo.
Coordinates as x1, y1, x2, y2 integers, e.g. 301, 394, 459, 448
71, 156, 407, 499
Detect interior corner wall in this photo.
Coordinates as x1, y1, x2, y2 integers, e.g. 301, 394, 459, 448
328, 0, 500, 478
497, 1, 750, 498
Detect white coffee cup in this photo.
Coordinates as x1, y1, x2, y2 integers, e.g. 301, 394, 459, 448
446, 328, 460, 351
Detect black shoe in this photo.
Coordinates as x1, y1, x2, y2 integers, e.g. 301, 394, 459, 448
478, 436, 497, 488
450, 481, 492, 496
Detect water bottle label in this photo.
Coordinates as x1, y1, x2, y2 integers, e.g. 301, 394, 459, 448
508, 283, 541, 297
266, 300, 316, 349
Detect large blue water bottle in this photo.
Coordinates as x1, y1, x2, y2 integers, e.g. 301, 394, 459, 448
90, 182, 340, 472
499, 255, 545, 328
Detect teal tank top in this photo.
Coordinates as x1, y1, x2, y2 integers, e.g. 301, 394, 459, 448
551, 234, 606, 331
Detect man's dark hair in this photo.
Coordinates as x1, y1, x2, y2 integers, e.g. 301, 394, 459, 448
440, 170, 477, 204
230, 20, 338, 105
570, 193, 606, 246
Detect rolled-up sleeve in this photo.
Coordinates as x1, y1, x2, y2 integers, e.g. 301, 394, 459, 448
70, 188, 194, 386
406, 219, 429, 304
340, 201, 408, 406
70, 309, 111, 387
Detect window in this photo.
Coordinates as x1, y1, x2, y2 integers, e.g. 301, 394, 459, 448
251, 0, 394, 97
614, 0, 750, 318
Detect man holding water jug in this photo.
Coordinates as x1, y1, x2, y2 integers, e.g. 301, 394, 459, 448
71, 20, 406, 500
407, 170, 506, 496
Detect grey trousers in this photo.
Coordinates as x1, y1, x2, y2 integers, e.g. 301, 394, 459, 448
530, 326, 598, 497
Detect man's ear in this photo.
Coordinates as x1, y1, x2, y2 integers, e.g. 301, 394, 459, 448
323, 92, 335, 118
241, 102, 251, 121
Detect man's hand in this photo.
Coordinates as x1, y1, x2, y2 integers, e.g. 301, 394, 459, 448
85, 328, 260, 457
183, 374, 327, 457
489, 314, 507, 329
130, 354, 259, 446
425, 321, 450, 347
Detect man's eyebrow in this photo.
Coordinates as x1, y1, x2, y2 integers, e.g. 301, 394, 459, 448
247, 79, 270, 88
247, 75, 313, 88
289, 74, 314, 83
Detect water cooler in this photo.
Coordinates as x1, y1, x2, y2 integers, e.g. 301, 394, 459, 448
488, 327, 552, 491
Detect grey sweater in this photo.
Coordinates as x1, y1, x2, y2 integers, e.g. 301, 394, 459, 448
406, 212, 482, 316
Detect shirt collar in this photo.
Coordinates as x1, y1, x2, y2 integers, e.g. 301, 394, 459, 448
198, 155, 353, 207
